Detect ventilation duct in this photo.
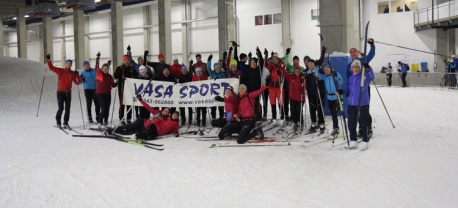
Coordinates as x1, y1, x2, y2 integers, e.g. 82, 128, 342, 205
66, 0, 96, 10
32, 1, 61, 17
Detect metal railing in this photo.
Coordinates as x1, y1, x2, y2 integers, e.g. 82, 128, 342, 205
372, 72, 458, 89
414, 1, 457, 26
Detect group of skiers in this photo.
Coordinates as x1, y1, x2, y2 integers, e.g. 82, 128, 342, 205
48, 39, 377, 150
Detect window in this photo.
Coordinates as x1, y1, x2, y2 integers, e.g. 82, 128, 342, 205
378, 0, 417, 14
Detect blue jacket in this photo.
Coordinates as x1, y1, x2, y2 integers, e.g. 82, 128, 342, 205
80, 68, 97, 90
346, 45, 375, 78
344, 68, 374, 106
318, 71, 343, 101
207, 60, 228, 79
400, 63, 408, 73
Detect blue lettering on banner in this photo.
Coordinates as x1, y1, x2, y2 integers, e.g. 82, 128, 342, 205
189, 85, 199, 98
221, 82, 230, 95
179, 86, 188, 98
164, 85, 173, 98
210, 83, 220, 95
200, 84, 209, 96
155, 85, 164, 98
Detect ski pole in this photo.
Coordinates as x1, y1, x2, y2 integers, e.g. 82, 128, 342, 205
369, 74, 396, 129
111, 88, 117, 125
77, 84, 86, 129
36, 66, 47, 117
375, 40, 451, 58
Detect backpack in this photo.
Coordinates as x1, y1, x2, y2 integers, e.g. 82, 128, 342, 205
405, 64, 410, 71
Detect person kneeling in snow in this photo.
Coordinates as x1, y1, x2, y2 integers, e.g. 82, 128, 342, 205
212, 86, 238, 128
217, 79, 270, 144
336, 60, 374, 151
106, 95, 179, 140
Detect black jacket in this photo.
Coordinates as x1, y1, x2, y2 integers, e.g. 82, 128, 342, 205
177, 73, 193, 83
114, 64, 137, 90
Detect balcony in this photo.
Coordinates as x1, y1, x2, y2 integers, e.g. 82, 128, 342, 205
414, 1, 458, 31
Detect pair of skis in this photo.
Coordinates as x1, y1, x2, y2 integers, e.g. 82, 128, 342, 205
73, 132, 164, 151
54, 125, 83, 135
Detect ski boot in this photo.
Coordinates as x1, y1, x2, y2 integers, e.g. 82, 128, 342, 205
319, 124, 325, 134
330, 128, 340, 137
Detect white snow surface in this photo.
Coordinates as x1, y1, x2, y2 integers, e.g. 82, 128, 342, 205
1, 56, 458, 207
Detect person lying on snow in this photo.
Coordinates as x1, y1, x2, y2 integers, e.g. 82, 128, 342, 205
217, 77, 271, 144
105, 95, 179, 140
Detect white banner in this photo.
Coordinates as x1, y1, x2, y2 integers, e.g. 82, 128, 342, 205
123, 78, 239, 107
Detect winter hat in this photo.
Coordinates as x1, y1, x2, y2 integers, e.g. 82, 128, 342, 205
226, 86, 234, 92
181, 64, 187, 70
303, 55, 310, 61
321, 63, 330, 69
138, 56, 143, 61
158, 54, 165, 59
123, 55, 130, 61
195, 67, 202, 72
82, 60, 89, 66
240, 53, 247, 60
239, 84, 247, 91
351, 60, 361, 68
172, 111, 180, 117
214, 63, 220, 68
139, 65, 146, 73
308, 59, 315, 63
66, 59, 73, 64
293, 55, 299, 61
230, 60, 238, 66
196, 54, 202, 58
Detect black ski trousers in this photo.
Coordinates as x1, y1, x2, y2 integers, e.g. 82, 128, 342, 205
218, 120, 257, 144
328, 99, 339, 129
56, 92, 71, 125
348, 105, 370, 142
84, 89, 100, 120
96, 93, 111, 124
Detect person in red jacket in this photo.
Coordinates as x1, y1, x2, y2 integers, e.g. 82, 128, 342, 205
94, 52, 117, 126
217, 81, 269, 144
192, 67, 209, 130
170, 59, 182, 78
212, 86, 238, 127
192, 54, 208, 75
265, 52, 284, 124
280, 65, 306, 133
108, 95, 179, 140
46, 54, 80, 129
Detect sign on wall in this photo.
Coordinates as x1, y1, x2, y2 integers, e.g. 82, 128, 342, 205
122, 78, 240, 108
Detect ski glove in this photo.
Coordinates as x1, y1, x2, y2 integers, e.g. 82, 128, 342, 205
367, 38, 374, 45
264, 48, 268, 56
286, 48, 291, 55
214, 96, 224, 102
248, 52, 252, 59
208, 54, 213, 61
96, 52, 101, 60
189, 59, 194, 66
46, 54, 51, 60
127, 45, 131, 51
364, 63, 371, 69
74, 71, 79, 76
336, 89, 344, 95
265, 75, 272, 86
137, 94, 143, 101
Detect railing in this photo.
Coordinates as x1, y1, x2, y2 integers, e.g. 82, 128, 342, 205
414, 1, 457, 26
372, 72, 458, 89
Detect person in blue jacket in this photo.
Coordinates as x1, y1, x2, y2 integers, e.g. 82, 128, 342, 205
347, 38, 375, 138
80, 60, 100, 123
318, 63, 343, 137
397, 61, 409, 87
337, 60, 374, 151
207, 54, 227, 120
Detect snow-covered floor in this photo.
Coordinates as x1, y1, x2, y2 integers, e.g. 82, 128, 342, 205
1, 56, 458, 207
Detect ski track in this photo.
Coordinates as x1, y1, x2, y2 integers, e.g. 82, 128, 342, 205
2, 57, 458, 207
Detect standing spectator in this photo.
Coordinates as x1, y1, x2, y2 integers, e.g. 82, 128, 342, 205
177, 65, 193, 126
146, 52, 170, 80
136, 65, 153, 119
386, 62, 393, 87
280, 63, 306, 133
232, 41, 249, 85
114, 55, 137, 125
192, 67, 209, 130
170, 59, 183, 78
80, 60, 100, 123
46, 55, 81, 129
265, 50, 284, 125
245, 47, 263, 121
207, 54, 227, 120
397, 61, 409, 87
158, 67, 176, 113
304, 60, 326, 133
95, 52, 117, 126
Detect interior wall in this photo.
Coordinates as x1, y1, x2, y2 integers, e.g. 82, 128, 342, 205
364, 0, 437, 72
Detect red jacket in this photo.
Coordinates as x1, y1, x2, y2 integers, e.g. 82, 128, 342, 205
95, 60, 117, 94
224, 95, 238, 121
193, 62, 208, 75
265, 63, 283, 88
47, 61, 80, 92
156, 118, 179, 136
236, 85, 267, 120
170, 63, 182, 78
192, 74, 208, 81
280, 67, 306, 102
